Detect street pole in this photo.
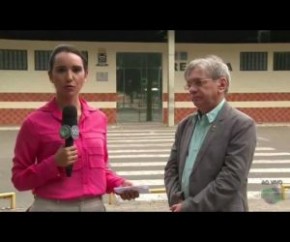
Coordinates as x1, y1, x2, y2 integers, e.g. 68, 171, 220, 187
167, 30, 175, 127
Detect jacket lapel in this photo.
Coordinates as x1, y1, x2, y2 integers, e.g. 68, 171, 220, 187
179, 115, 196, 178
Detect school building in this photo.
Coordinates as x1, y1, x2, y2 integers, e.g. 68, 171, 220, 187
1, 30, 290, 126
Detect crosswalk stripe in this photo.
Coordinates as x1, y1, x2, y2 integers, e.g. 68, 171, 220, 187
109, 153, 290, 158
255, 147, 275, 151
110, 154, 169, 158
110, 149, 170, 153
107, 147, 279, 151
250, 168, 290, 172
109, 145, 276, 150
253, 160, 290, 164
254, 152, 290, 156
109, 139, 174, 143
124, 179, 163, 186
108, 145, 275, 149
108, 143, 173, 148
111, 162, 166, 167
121, 178, 290, 186
115, 168, 290, 176
108, 130, 175, 133
108, 133, 174, 137
109, 148, 276, 153
118, 171, 163, 175
110, 160, 290, 167
116, 191, 262, 202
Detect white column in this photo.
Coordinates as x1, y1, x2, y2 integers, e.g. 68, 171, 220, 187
167, 30, 175, 127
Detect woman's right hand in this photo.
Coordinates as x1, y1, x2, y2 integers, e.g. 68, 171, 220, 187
54, 145, 78, 167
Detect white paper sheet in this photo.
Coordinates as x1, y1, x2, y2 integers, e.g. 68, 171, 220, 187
114, 185, 150, 194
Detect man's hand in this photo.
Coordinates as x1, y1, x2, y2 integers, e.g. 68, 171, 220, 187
118, 180, 139, 200
170, 202, 183, 212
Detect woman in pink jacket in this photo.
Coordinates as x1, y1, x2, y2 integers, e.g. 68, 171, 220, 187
12, 44, 138, 211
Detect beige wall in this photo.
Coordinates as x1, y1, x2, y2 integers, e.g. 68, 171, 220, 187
0, 39, 167, 94
1, 39, 290, 95
2, 39, 290, 124
175, 43, 290, 93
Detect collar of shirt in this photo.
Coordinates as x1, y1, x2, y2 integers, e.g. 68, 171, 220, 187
194, 98, 226, 124
40, 97, 97, 121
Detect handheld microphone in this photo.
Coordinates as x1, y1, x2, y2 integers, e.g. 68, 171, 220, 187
59, 105, 79, 177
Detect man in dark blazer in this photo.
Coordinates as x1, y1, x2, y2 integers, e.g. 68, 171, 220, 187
164, 55, 257, 212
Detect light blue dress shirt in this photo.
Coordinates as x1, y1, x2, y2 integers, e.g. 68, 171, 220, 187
181, 99, 226, 198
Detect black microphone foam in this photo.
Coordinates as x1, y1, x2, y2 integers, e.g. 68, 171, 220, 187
62, 105, 77, 177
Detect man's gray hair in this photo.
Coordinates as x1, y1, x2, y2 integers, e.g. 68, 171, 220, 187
184, 55, 231, 93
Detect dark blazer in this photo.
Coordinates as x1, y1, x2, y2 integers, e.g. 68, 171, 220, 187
164, 102, 257, 211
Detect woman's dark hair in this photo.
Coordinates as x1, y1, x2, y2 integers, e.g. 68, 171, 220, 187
48, 44, 88, 74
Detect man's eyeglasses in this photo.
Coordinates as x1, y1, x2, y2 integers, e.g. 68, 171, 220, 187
184, 78, 212, 90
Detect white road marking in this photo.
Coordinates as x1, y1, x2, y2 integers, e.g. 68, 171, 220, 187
111, 162, 166, 167
254, 152, 290, 156
250, 168, 290, 173
109, 152, 290, 159
253, 160, 290, 164
108, 143, 173, 148
115, 191, 263, 202
111, 160, 290, 167
115, 168, 290, 176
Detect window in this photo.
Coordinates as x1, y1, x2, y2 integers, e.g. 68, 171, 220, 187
34, 50, 88, 71
240, 52, 268, 71
273, 52, 290, 70
35, 50, 52, 70
175, 51, 188, 61
0, 49, 27, 70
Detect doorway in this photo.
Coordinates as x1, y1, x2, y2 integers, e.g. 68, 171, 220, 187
116, 53, 162, 122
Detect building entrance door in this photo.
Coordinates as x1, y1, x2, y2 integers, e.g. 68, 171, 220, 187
116, 53, 162, 122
